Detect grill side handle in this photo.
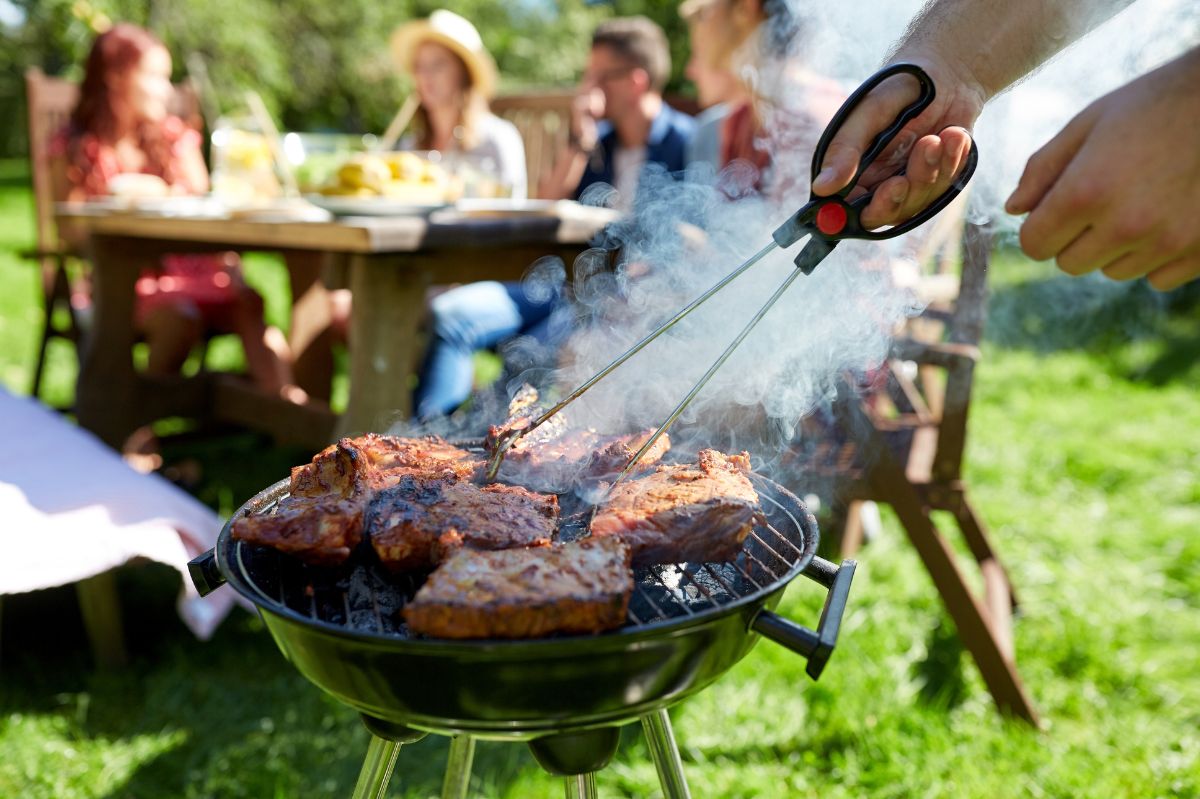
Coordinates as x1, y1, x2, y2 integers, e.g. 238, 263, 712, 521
750, 557, 856, 681
188, 549, 227, 597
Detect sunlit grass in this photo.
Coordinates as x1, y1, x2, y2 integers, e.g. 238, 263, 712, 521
1, 160, 1196, 798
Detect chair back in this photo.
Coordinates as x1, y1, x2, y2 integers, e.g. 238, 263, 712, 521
25, 68, 78, 253
490, 91, 573, 200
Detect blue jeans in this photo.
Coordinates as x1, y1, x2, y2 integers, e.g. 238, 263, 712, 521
415, 281, 561, 419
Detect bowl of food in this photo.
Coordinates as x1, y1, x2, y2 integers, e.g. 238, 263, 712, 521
307, 151, 459, 216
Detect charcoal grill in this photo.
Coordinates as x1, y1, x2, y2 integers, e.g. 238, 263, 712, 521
189, 468, 854, 799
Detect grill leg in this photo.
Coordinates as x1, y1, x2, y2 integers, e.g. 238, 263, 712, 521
641, 709, 692, 799
440, 735, 476, 799
351, 735, 401, 799
564, 773, 597, 799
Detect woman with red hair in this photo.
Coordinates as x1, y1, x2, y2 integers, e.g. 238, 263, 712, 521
52, 24, 294, 393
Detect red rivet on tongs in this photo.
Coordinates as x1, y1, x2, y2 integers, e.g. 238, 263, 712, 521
815, 202, 847, 235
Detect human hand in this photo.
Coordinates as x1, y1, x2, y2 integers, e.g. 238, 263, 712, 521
810, 53, 985, 230
570, 88, 603, 153
1006, 48, 1200, 291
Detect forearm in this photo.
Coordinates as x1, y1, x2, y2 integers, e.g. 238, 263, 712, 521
537, 147, 588, 201
892, 0, 1136, 100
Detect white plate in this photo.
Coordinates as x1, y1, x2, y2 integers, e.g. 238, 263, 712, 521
127, 196, 229, 218
306, 194, 448, 217
453, 198, 561, 218
229, 201, 333, 223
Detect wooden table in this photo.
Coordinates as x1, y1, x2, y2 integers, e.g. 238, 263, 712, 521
57, 203, 616, 450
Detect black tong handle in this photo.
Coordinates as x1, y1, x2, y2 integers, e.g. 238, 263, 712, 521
773, 63, 979, 255
811, 62, 936, 195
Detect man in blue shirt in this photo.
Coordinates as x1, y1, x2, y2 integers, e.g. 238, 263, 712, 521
415, 16, 695, 420
541, 16, 695, 208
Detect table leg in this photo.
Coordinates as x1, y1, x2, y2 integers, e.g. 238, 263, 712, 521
75, 235, 147, 449
339, 253, 431, 436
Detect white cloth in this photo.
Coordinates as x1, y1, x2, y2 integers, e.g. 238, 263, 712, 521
0, 389, 239, 639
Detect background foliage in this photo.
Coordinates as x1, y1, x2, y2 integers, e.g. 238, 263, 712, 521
0, 0, 693, 157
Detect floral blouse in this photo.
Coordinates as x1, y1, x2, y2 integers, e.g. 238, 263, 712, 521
50, 115, 205, 198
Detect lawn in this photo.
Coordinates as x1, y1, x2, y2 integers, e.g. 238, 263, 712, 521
1, 158, 1197, 799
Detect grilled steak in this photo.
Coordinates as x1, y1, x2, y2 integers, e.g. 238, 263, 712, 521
369, 474, 559, 572
486, 386, 670, 492
404, 537, 633, 639
590, 449, 760, 567
290, 434, 481, 499
231, 495, 364, 566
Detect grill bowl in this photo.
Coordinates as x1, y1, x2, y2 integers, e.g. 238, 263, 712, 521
194, 471, 852, 739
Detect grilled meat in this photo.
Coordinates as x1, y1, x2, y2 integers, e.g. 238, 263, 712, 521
404, 537, 633, 639
231, 495, 364, 566
369, 474, 559, 572
486, 386, 670, 492
590, 449, 760, 567
290, 434, 481, 499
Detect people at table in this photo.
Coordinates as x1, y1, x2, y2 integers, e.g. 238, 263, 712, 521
538, 16, 695, 209
391, 9, 527, 199
681, 0, 843, 199
680, 0, 747, 171
413, 17, 694, 421
50, 23, 298, 398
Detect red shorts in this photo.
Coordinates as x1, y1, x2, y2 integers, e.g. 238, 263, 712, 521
134, 252, 243, 331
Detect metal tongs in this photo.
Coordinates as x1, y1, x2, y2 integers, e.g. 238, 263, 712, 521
486, 64, 979, 486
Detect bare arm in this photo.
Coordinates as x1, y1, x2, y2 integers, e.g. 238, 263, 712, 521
813, 0, 1136, 228
173, 131, 210, 195
537, 146, 590, 201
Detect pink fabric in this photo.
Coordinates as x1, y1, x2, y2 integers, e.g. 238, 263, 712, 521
0, 389, 243, 639
49, 115, 205, 199
51, 115, 243, 327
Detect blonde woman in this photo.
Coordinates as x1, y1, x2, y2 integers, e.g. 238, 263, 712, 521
391, 10, 527, 198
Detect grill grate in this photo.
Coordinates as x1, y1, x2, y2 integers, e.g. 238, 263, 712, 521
229, 472, 815, 639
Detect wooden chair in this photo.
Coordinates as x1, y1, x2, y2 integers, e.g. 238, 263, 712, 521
22, 67, 204, 405
23, 68, 84, 405
490, 91, 573, 200
784, 218, 1039, 725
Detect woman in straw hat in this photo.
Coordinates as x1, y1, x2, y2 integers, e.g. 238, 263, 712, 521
391, 9, 527, 198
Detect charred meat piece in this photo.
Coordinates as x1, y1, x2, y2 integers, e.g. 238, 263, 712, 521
368, 475, 559, 572
590, 449, 760, 567
231, 495, 365, 566
496, 428, 672, 493
484, 384, 569, 454
404, 537, 633, 639
487, 385, 670, 492
290, 434, 482, 499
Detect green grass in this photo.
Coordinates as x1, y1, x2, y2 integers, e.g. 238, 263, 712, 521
1, 159, 1197, 798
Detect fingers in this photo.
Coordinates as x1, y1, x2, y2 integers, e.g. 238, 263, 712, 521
1006, 105, 1096, 215
1146, 255, 1200, 291
1056, 227, 1137, 277
859, 127, 972, 230
812, 75, 919, 197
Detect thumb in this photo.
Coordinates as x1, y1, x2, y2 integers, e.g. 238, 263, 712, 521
1006, 104, 1097, 214
812, 74, 921, 197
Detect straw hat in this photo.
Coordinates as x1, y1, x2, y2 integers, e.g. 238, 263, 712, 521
390, 10, 498, 99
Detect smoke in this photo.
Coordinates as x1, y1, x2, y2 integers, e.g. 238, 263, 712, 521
399, 0, 1196, 487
